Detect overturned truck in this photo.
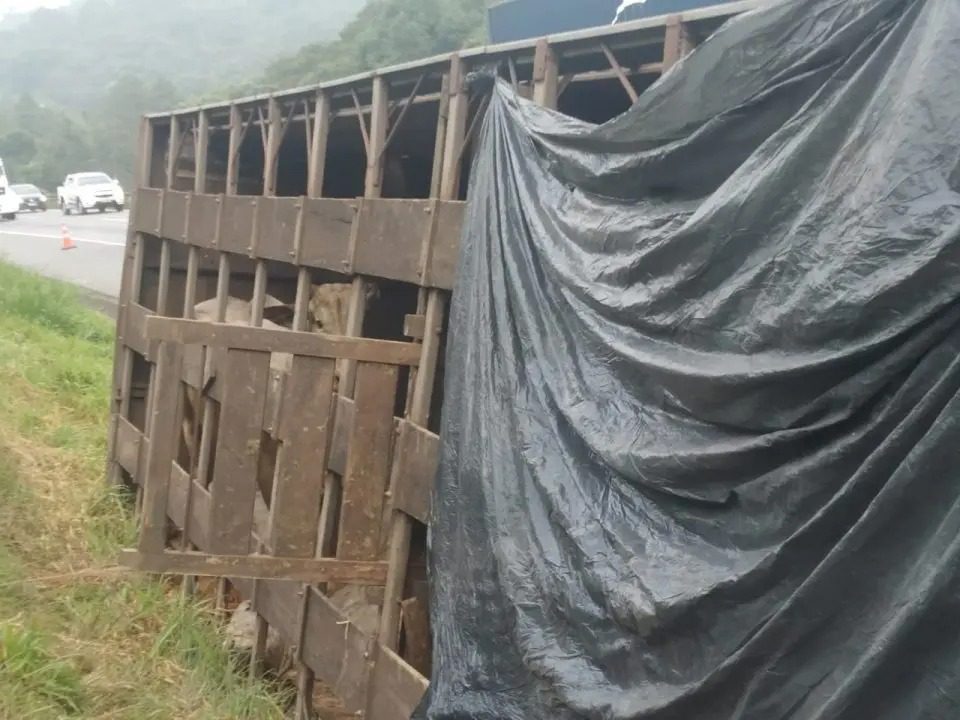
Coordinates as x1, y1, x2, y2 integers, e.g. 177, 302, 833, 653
107, 2, 759, 718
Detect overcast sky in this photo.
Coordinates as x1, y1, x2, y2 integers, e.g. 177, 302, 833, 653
0, 0, 72, 21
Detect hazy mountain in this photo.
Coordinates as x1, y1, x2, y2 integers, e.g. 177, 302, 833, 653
0, 0, 367, 108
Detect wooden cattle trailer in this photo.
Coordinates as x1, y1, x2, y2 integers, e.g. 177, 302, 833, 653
109, 2, 758, 717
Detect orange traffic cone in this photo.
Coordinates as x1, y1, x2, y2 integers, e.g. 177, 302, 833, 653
61, 225, 77, 251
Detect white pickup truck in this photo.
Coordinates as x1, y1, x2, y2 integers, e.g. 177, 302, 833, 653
0, 158, 18, 220
58, 172, 125, 215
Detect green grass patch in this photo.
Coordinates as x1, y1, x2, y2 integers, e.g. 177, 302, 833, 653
0, 263, 288, 719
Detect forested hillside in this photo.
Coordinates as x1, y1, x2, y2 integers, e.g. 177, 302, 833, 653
0, 0, 489, 191
0, 0, 367, 107
256, 0, 488, 92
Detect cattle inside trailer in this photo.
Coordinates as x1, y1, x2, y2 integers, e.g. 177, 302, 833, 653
108, 2, 759, 717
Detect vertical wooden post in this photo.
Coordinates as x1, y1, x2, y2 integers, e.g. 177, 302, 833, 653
264, 97, 282, 198
227, 105, 242, 196
195, 110, 210, 195
378, 293, 446, 651
166, 114, 180, 190
341, 76, 389, 397
663, 16, 695, 71
377, 58, 460, 655
307, 91, 330, 199
440, 55, 468, 201
532, 39, 559, 109
108, 116, 152, 487
138, 340, 184, 554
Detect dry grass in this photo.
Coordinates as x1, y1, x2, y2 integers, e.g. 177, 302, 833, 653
0, 261, 289, 719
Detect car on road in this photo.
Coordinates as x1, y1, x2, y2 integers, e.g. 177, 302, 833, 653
10, 184, 48, 212
0, 158, 18, 220
58, 172, 125, 215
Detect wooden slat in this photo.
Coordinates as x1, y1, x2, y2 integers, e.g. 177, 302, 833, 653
301, 588, 374, 713
186, 193, 220, 248
298, 197, 356, 271
268, 356, 337, 557
663, 15, 695, 70
207, 348, 271, 554
400, 597, 431, 674
167, 466, 211, 548
600, 43, 640, 104
138, 341, 184, 554
114, 416, 143, 478
264, 97, 282, 198
338, 363, 399, 561
227, 104, 243, 196
391, 421, 438, 525
132, 187, 163, 235
353, 199, 430, 284
403, 314, 426, 340
440, 55, 468, 201
307, 92, 331, 198
181, 342, 205, 389
146, 317, 423, 366
161, 190, 190, 241
195, 110, 210, 194
219, 195, 258, 254
533, 38, 559, 109
256, 196, 299, 262
123, 302, 156, 359
118, 550, 388, 584
424, 201, 464, 289
365, 646, 429, 720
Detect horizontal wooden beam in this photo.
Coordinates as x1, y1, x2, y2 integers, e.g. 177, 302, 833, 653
145, 317, 423, 366
118, 550, 389, 585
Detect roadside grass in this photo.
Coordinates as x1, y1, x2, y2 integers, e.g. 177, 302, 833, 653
0, 261, 289, 719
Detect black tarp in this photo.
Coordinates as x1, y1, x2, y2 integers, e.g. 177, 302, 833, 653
418, 0, 960, 718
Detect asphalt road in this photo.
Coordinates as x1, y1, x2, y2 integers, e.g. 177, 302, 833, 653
0, 208, 128, 300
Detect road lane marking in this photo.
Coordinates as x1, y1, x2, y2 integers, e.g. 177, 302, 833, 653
0, 230, 125, 247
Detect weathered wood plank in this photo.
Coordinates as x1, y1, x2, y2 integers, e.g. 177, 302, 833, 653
301, 587, 374, 713
268, 356, 336, 557
403, 314, 426, 340
298, 197, 355, 271
208, 348, 271, 554
167, 465, 211, 548
219, 195, 258, 254
353, 199, 429, 284
365, 646, 429, 720
115, 416, 143, 478
118, 550, 388, 584
533, 38, 559, 109
146, 317, 422, 366
663, 15, 695, 70
391, 421, 438, 525
256, 196, 300, 262
400, 597, 431, 675
307, 92, 331, 199
194, 110, 210, 194
132, 187, 163, 235
424, 201, 464, 290
161, 190, 190, 241
338, 363, 399, 561
186, 193, 220, 248
138, 341, 184, 554
123, 302, 155, 360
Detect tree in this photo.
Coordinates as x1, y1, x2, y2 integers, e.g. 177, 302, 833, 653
0, 130, 37, 167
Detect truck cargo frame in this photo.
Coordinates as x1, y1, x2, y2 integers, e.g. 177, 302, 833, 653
107, 3, 757, 717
